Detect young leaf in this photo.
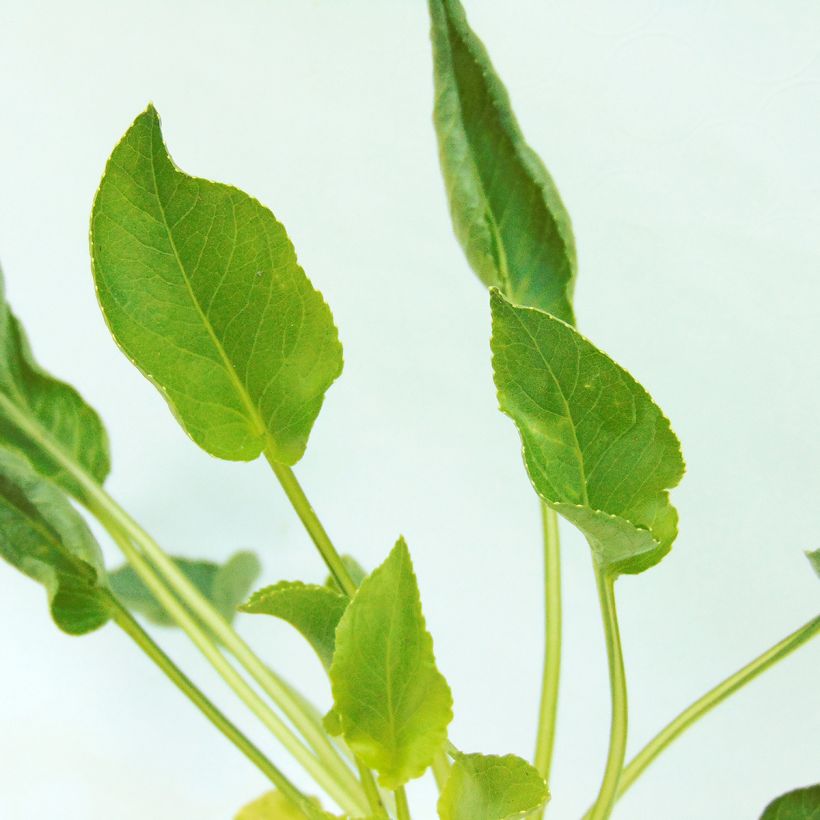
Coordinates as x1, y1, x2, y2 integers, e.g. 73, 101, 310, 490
437, 752, 549, 820
90, 105, 343, 465
234, 790, 336, 820
490, 290, 684, 574
329, 537, 453, 788
806, 549, 820, 579
0, 267, 110, 501
428, 0, 576, 324
0, 448, 112, 634
110, 550, 260, 626
324, 554, 367, 592
760, 784, 820, 819
240, 581, 346, 669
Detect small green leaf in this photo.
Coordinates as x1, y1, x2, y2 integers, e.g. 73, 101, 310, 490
805, 549, 820, 579
325, 554, 367, 592
0, 267, 110, 501
322, 706, 342, 738
90, 105, 343, 465
110, 550, 260, 626
329, 537, 453, 788
490, 290, 684, 574
760, 784, 820, 819
240, 581, 347, 669
437, 752, 548, 820
428, 0, 576, 323
0, 448, 112, 634
234, 790, 332, 820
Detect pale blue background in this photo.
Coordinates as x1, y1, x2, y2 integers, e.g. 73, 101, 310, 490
0, 1, 818, 818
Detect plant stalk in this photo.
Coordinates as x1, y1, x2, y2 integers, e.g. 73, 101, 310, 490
395, 786, 412, 820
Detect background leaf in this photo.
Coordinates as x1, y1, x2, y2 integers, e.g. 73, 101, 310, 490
324, 554, 367, 592
428, 0, 576, 323
240, 581, 347, 669
0, 448, 111, 634
90, 105, 343, 465
760, 784, 820, 820
490, 290, 684, 574
437, 752, 548, 820
805, 549, 820, 579
234, 790, 333, 820
329, 537, 453, 788
110, 550, 260, 626
0, 267, 110, 501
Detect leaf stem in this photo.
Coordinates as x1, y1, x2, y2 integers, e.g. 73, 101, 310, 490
614, 613, 820, 801
431, 749, 451, 791
588, 564, 627, 820
357, 758, 388, 817
534, 502, 561, 807
394, 786, 412, 820
108, 597, 323, 820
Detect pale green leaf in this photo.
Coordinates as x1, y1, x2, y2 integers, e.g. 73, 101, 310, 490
805, 549, 820, 579
240, 581, 346, 669
437, 752, 548, 820
760, 784, 820, 820
234, 790, 335, 820
110, 550, 260, 626
90, 105, 343, 465
329, 537, 453, 788
0, 266, 110, 501
0, 448, 111, 634
490, 290, 684, 574
429, 0, 576, 323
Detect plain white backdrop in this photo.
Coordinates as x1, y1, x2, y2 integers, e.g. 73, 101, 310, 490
1, 1, 819, 818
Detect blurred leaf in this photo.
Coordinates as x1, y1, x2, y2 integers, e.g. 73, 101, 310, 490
805, 549, 820, 579
234, 790, 334, 820
325, 554, 367, 592
760, 784, 820, 819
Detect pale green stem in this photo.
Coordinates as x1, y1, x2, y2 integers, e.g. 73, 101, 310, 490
109, 597, 323, 820
432, 749, 451, 791
356, 759, 388, 818
394, 786, 412, 820
534, 502, 561, 811
614, 613, 820, 802
588, 565, 627, 820
102, 514, 364, 816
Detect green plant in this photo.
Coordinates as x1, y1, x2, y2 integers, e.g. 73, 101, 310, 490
0, 1, 817, 818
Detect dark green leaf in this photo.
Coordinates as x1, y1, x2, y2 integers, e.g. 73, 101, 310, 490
240, 581, 347, 669
490, 290, 684, 574
760, 784, 820, 820
429, 0, 576, 323
110, 550, 260, 626
437, 752, 548, 820
0, 267, 110, 501
90, 105, 343, 465
330, 537, 453, 788
805, 549, 820, 579
0, 448, 111, 634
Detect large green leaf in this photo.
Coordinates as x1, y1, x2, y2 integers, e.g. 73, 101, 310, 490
490, 290, 684, 574
760, 784, 820, 820
437, 752, 548, 820
240, 581, 346, 669
0, 267, 110, 500
90, 106, 343, 465
428, 0, 576, 323
110, 550, 260, 626
329, 537, 453, 788
0, 448, 112, 634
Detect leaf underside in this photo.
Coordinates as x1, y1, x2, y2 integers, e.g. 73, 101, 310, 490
90, 105, 343, 465
329, 537, 453, 788
490, 290, 684, 574
760, 784, 820, 820
0, 448, 111, 634
437, 752, 549, 820
429, 0, 576, 323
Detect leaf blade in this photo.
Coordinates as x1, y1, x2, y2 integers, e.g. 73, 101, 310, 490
90, 105, 342, 464
760, 784, 820, 820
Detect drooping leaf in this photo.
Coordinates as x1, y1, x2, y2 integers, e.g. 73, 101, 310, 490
805, 549, 820, 579
240, 581, 347, 669
490, 290, 684, 574
325, 554, 367, 592
0, 266, 110, 501
760, 784, 820, 820
110, 550, 260, 626
428, 0, 576, 323
329, 537, 453, 788
437, 752, 548, 820
90, 105, 343, 465
234, 790, 335, 820
0, 448, 112, 634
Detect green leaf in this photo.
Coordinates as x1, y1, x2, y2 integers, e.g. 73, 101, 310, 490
490, 290, 684, 574
0, 448, 111, 634
760, 784, 820, 820
234, 790, 332, 820
324, 554, 367, 592
437, 752, 548, 820
240, 581, 347, 669
0, 266, 110, 501
329, 537, 453, 788
806, 549, 820, 579
110, 550, 260, 626
90, 105, 343, 465
428, 0, 576, 324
